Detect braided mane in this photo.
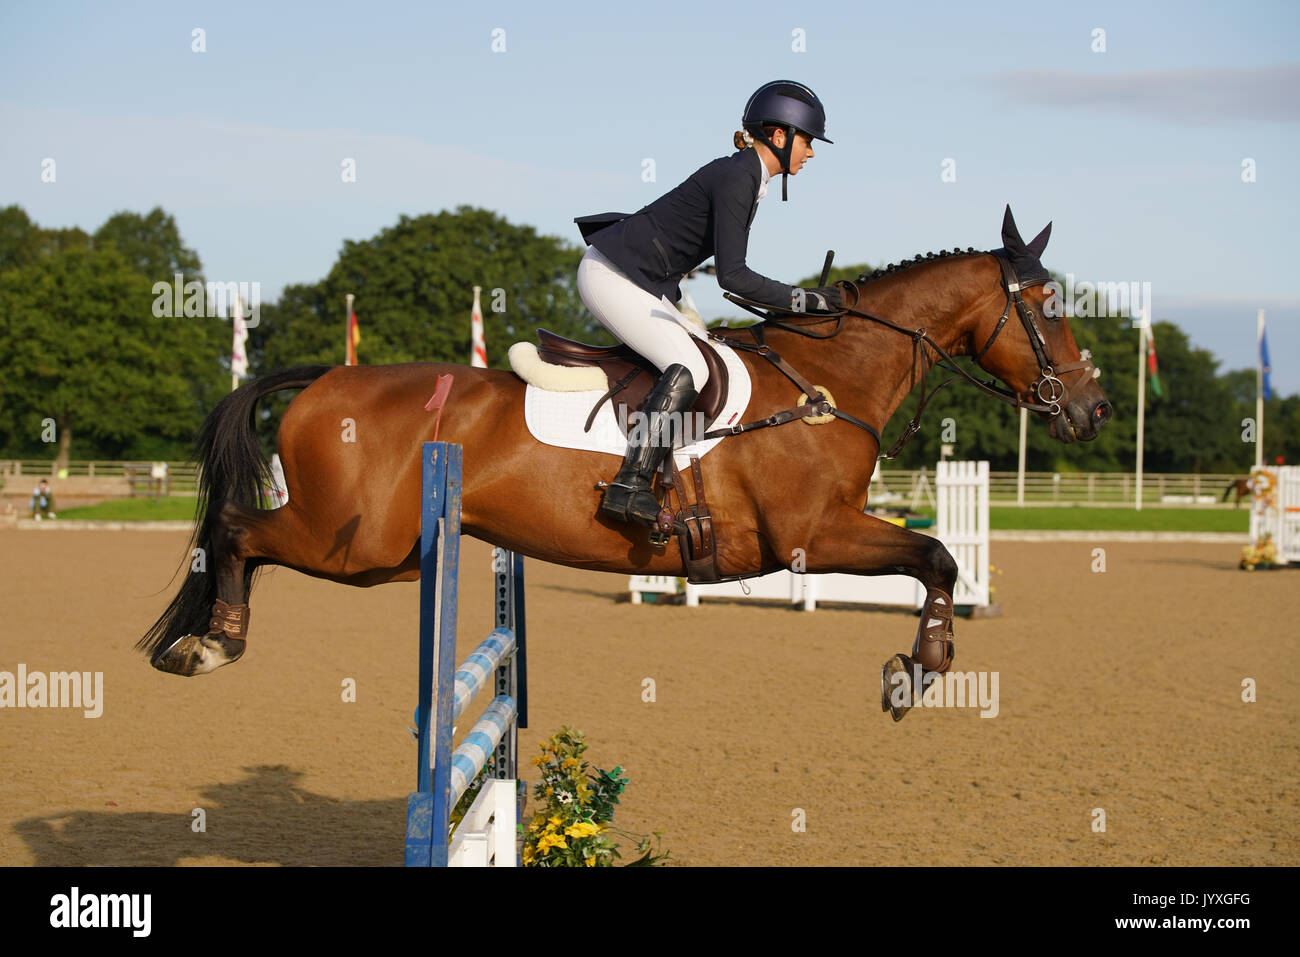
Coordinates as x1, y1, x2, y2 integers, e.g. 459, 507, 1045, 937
854, 247, 984, 285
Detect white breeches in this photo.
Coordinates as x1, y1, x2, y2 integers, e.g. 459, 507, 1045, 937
576, 246, 710, 390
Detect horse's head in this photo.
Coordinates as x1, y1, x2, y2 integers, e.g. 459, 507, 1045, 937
973, 206, 1112, 444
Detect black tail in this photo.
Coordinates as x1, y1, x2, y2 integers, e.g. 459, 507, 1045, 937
137, 366, 332, 662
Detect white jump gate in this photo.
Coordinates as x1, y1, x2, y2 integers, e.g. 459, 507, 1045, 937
629, 461, 990, 610
1250, 465, 1300, 564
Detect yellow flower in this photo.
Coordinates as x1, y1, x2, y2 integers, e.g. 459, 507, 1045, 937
523, 844, 535, 864
562, 757, 580, 769
537, 833, 568, 852
585, 856, 596, 867
565, 821, 600, 839
548, 815, 564, 827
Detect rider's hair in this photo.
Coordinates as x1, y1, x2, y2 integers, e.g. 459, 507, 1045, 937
733, 124, 784, 150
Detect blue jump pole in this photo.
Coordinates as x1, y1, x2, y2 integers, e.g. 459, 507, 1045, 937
405, 441, 525, 867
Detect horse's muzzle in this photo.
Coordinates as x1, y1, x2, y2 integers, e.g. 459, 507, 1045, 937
1052, 397, 1112, 443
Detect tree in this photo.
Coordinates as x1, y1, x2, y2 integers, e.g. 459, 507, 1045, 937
94, 207, 202, 281
0, 215, 226, 464
255, 206, 605, 374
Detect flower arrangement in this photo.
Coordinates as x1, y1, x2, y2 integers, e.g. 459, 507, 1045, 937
1240, 534, 1279, 570
521, 726, 670, 867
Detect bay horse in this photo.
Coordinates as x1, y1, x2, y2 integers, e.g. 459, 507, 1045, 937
1222, 478, 1251, 508
139, 207, 1112, 720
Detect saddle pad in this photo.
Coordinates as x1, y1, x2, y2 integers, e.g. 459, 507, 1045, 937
523, 337, 752, 468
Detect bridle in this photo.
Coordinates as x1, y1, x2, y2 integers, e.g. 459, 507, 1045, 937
969, 254, 1100, 418
714, 251, 1101, 458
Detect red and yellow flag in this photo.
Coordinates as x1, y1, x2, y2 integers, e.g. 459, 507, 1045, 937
346, 311, 361, 366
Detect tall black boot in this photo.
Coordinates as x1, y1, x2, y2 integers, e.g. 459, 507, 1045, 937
601, 364, 698, 528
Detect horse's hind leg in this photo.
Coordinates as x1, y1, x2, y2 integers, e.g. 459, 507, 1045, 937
151, 501, 268, 676
797, 510, 960, 721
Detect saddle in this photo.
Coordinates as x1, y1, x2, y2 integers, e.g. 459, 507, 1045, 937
535, 329, 729, 435
533, 329, 725, 581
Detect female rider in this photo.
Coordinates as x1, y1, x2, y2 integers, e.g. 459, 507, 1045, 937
575, 80, 842, 530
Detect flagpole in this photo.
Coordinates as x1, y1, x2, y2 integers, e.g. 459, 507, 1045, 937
345, 293, 355, 366
1256, 309, 1265, 468
1016, 408, 1027, 506
1135, 306, 1148, 512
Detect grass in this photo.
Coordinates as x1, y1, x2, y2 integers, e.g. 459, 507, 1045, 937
52, 497, 199, 521
906, 505, 1250, 532
48, 498, 1251, 533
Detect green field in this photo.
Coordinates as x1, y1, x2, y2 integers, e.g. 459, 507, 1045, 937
54, 497, 199, 521
52, 495, 1252, 534
907, 505, 1249, 533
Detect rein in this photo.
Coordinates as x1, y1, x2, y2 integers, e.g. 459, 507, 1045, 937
711, 253, 1099, 458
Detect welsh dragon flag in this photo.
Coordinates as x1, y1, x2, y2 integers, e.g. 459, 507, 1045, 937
1146, 323, 1162, 399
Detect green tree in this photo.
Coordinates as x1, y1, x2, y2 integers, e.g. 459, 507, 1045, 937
93, 207, 202, 281
0, 225, 226, 464
255, 206, 606, 374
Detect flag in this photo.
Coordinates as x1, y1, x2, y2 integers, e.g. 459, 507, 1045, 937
1145, 323, 1162, 399
470, 286, 487, 368
231, 299, 249, 379
346, 311, 361, 366
1260, 324, 1272, 400
425, 373, 455, 442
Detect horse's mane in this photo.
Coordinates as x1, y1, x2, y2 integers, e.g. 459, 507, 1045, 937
853, 247, 984, 285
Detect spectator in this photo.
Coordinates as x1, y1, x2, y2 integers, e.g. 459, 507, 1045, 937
30, 479, 57, 520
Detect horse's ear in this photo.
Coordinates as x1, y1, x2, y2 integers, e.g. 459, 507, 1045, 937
1001, 205, 1025, 253
1026, 221, 1052, 258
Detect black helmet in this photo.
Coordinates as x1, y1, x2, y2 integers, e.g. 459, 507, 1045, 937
741, 80, 830, 200
743, 80, 832, 144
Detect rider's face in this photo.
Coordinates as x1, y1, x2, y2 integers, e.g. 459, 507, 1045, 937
775, 129, 815, 174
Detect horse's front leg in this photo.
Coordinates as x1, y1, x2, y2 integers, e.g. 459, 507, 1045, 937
789, 508, 960, 721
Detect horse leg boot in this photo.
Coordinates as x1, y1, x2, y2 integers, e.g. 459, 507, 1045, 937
882, 586, 957, 721
600, 364, 697, 528
149, 501, 253, 676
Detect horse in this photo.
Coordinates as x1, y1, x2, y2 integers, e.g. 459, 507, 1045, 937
1222, 478, 1251, 508
139, 206, 1112, 720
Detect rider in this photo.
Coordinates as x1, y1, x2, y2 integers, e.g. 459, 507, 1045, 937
575, 80, 842, 529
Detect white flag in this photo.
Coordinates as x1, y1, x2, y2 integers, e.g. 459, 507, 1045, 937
471, 286, 487, 368
232, 297, 249, 379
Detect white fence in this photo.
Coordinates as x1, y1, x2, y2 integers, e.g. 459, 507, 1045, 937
1250, 465, 1300, 564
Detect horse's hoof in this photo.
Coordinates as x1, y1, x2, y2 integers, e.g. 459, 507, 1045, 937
880, 654, 915, 722
150, 633, 246, 676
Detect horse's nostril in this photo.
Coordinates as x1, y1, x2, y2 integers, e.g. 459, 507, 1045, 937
1094, 401, 1112, 423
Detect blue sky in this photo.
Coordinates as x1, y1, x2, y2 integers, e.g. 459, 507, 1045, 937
2, 0, 1297, 394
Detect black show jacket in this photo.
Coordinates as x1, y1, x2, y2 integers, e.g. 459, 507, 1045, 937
575, 149, 795, 309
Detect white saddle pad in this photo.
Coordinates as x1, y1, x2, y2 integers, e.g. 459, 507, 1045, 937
522, 339, 752, 467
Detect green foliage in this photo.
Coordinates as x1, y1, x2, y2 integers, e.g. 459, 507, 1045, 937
522, 727, 670, 867
0, 217, 227, 460
93, 207, 202, 280
255, 206, 606, 373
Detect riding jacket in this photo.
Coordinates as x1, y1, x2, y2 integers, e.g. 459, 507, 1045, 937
574, 148, 795, 309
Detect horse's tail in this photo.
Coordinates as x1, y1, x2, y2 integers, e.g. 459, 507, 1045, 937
137, 365, 333, 662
